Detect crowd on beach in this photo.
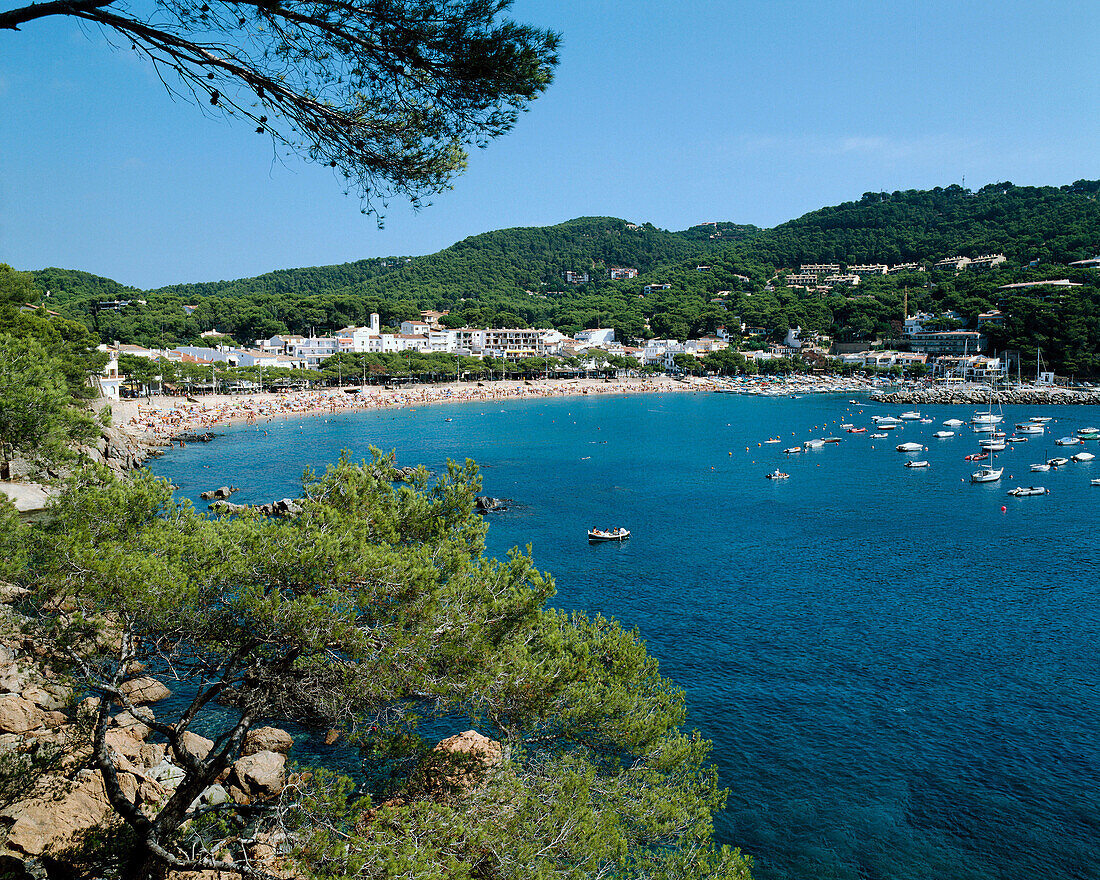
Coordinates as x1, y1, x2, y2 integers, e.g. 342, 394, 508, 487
125, 373, 882, 439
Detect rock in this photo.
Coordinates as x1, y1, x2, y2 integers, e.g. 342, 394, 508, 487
178, 730, 214, 761
0, 694, 45, 734
105, 726, 148, 762
112, 709, 153, 739
21, 683, 70, 712
3, 769, 137, 857
230, 750, 285, 798
243, 726, 294, 756
324, 728, 340, 746
475, 496, 509, 513
151, 760, 185, 789
428, 729, 503, 790
120, 676, 171, 704
200, 486, 237, 500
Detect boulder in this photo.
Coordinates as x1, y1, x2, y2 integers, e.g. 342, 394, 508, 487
178, 730, 214, 761
112, 709, 153, 740
243, 726, 294, 756
3, 769, 137, 857
0, 694, 45, 734
120, 676, 171, 704
230, 750, 285, 798
428, 729, 503, 790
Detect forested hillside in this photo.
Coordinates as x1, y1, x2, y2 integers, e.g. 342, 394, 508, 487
24, 181, 1100, 374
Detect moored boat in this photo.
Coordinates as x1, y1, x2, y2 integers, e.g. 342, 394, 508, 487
933, 431, 955, 438
1016, 424, 1044, 434
979, 439, 1006, 451
765, 469, 789, 480
896, 442, 924, 452
1007, 486, 1048, 496
847, 427, 866, 433
900, 411, 921, 420
870, 433, 888, 439
1077, 427, 1099, 438
904, 460, 930, 468
1055, 436, 1082, 447
783, 447, 802, 454
1072, 451, 1095, 462
1029, 416, 1052, 423
1047, 457, 1070, 467
804, 439, 826, 449
970, 466, 1004, 483
1030, 463, 1051, 472
943, 419, 965, 427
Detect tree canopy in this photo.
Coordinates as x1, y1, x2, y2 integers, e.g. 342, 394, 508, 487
15, 454, 753, 879
0, 0, 559, 215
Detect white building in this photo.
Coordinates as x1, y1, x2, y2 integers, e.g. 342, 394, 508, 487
574, 328, 615, 347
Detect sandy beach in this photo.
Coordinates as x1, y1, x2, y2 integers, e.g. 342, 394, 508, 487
111, 373, 881, 440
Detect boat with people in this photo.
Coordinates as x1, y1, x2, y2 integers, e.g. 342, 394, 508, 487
971, 466, 1004, 483
765, 469, 789, 480
588, 527, 630, 543
1007, 486, 1049, 496
764, 437, 781, 444
904, 460, 930, 468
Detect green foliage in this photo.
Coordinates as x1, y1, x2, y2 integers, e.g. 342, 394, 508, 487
24, 454, 749, 878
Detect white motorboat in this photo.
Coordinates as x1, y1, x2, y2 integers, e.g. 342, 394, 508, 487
1030, 463, 1051, 472
1077, 427, 1099, 438
1047, 457, 1070, 467
1092, 479, 1100, 486
870, 433, 888, 439
943, 419, 966, 427
765, 469, 789, 480
933, 431, 955, 438
588, 527, 630, 543
896, 442, 924, 452
1007, 486, 1048, 496
971, 423, 997, 434
804, 439, 826, 449
904, 460, 930, 468
1029, 417, 1052, 423
1055, 436, 1082, 447
900, 411, 922, 420
970, 467, 1004, 483
764, 438, 782, 444
840, 423, 854, 429
878, 423, 896, 431
971, 412, 1003, 426
1006, 436, 1028, 443
873, 416, 901, 425
979, 439, 1006, 451
1016, 424, 1044, 435
783, 447, 802, 454
1072, 452, 1096, 462
823, 437, 842, 444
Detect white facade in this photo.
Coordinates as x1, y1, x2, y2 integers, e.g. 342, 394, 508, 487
574, 328, 615, 347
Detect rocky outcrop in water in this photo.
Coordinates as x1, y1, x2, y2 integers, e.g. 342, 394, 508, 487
870, 387, 1100, 406
475, 496, 510, 513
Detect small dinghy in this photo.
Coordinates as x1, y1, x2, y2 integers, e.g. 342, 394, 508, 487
588, 527, 630, 543
1007, 486, 1048, 496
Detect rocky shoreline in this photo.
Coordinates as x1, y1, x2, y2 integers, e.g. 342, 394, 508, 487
870, 386, 1100, 406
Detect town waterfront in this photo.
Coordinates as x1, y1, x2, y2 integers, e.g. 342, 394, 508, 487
150, 391, 1100, 880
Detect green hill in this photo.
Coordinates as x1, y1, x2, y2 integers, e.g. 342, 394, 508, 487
24, 181, 1100, 374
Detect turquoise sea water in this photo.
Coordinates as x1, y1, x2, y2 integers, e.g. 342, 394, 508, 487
150, 392, 1100, 880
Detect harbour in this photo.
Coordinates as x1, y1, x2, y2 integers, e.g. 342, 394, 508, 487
150, 391, 1100, 880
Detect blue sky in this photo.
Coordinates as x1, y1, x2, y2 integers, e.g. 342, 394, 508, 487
2, 0, 1098, 289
